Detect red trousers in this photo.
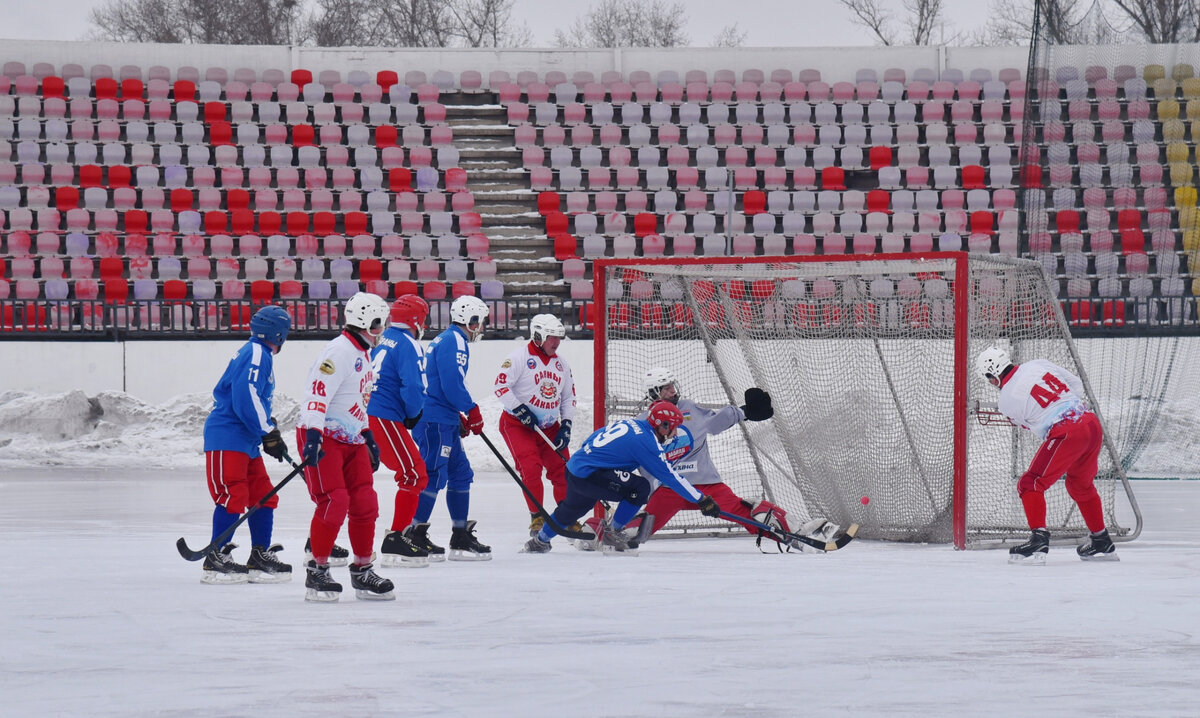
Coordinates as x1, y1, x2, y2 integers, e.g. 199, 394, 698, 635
206, 450, 278, 514
369, 415, 429, 532
1017, 411, 1106, 532
296, 428, 378, 564
498, 412, 567, 513
642, 482, 754, 535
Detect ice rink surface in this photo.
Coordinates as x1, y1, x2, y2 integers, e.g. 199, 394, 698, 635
2, 465, 1198, 718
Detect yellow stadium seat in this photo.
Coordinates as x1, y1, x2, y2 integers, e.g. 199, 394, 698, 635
1175, 186, 1198, 208
1166, 142, 1190, 164
1169, 162, 1195, 186
1186, 100, 1200, 119
1182, 78, 1200, 99
1173, 63, 1195, 81
1153, 78, 1177, 99
1158, 98, 1181, 120
1183, 230, 1200, 253
1180, 206, 1200, 229
1164, 118, 1187, 141
1144, 64, 1166, 83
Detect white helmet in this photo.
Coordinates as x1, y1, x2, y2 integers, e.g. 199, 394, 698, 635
344, 292, 390, 339
643, 366, 681, 403
976, 346, 1012, 382
529, 313, 566, 344
450, 295, 490, 341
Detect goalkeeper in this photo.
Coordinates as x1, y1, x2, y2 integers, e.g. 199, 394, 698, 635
626, 367, 836, 549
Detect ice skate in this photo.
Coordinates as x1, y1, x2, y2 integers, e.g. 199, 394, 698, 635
406, 523, 445, 563
520, 535, 552, 554
349, 562, 395, 600
305, 538, 349, 567
201, 543, 249, 584
599, 520, 638, 556
448, 520, 492, 561
1077, 529, 1119, 562
791, 517, 841, 554
1008, 528, 1050, 565
528, 513, 545, 537
380, 530, 430, 568
626, 514, 655, 549
304, 560, 342, 602
575, 516, 603, 552
247, 544, 292, 583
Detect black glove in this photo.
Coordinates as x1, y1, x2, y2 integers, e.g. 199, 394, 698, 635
302, 427, 324, 466
512, 404, 536, 428
362, 429, 380, 471
741, 387, 774, 421
697, 495, 721, 518
403, 410, 422, 431
261, 427, 286, 462
554, 419, 572, 451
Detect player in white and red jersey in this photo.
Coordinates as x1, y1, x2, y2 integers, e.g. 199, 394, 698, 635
494, 314, 577, 535
977, 346, 1118, 564
295, 292, 396, 602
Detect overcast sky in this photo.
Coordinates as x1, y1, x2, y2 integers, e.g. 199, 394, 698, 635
0, 0, 993, 47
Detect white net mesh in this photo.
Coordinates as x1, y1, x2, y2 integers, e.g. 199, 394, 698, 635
596, 253, 1137, 547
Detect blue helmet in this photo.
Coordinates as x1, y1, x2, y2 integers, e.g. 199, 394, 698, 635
250, 305, 291, 347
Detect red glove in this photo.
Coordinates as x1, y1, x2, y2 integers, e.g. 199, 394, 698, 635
465, 404, 484, 435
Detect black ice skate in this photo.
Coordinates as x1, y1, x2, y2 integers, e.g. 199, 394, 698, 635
247, 544, 292, 583
380, 530, 430, 568
305, 538, 349, 567
599, 520, 638, 556
405, 523, 445, 563
349, 562, 396, 600
304, 560, 342, 602
521, 535, 552, 554
448, 520, 492, 561
1008, 528, 1050, 565
202, 543, 250, 584
1077, 529, 1119, 562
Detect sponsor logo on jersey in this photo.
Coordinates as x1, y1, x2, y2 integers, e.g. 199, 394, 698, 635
555, 360, 563, 372
319, 359, 336, 375
539, 380, 557, 400
440, 445, 452, 457
497, 372, 507, 383
501, 358, 512, 368
354, 357, 364, 372
662, 426, 694, 463
527, 358, 537, 369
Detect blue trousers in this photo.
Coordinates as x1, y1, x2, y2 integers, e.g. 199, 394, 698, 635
547, 468, 651, 533
412, 421, 475, 524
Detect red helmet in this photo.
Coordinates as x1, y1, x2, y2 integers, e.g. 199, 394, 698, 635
647, 400, 685, 436
390, 295, 429, 335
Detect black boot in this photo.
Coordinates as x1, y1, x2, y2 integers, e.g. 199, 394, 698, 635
247, 544, 292, 583
380, 530, 430, 568
1008, 528, 1050, 565
1077, 529, 1119, 561
349, 562, 396, 600
304, 560, 342, 602
405, 523, 445, 562
448, 520, 492, 561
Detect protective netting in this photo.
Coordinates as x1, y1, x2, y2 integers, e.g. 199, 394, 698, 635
597, 254, 1140, 548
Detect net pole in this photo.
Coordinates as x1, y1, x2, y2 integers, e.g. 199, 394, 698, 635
952, 254, 970, 549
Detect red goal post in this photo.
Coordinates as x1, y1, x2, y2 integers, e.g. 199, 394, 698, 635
592, 252, 1140, 549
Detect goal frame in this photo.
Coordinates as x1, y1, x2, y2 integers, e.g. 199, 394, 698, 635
592, 252, 1142, 550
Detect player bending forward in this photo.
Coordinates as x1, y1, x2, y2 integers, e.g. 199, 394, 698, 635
297, 293, 396, 601
522, 401, 713, 555
977, 346, 1118, 565
623, 367, 837, 551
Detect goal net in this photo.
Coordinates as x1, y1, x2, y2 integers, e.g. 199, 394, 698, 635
593, 252, 1141, 549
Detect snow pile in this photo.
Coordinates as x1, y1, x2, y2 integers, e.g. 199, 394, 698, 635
0, 389, 595, 472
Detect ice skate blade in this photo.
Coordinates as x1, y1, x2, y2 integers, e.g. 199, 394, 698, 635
248, 570, 291, 584
355, 588, 396, 601
201, 571, 248, 585
307, 552, 348, 567
447, 549, 492, 561
380, 554, 430, 568
599, 545, 638, 557
1008, 553, 1047, 566
1079, 552, 1119, 562
304, 589, 341, 602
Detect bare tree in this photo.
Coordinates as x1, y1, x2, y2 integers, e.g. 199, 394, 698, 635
839, 0, 948, 45
1109, 0, 1200, 42
303, 0, 530, 47
90, 0, 301, 44
554, 0, 689, 48
711, 23, 748, 48
447, 0, 532, 47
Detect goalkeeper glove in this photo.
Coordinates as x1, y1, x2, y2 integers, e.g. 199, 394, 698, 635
697, 495, 721, 518
741, 387, 774, 421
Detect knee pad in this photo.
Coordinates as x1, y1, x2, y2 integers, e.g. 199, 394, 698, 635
750, 500, 791, 533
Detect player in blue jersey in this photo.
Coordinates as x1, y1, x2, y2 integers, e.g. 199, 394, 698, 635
408, 295, 493, 561
200, 305, 292, 584
368, 295, 432, 568
521, 401, 718, 555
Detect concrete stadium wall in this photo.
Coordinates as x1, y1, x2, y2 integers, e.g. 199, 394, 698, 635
0, 38, 1031, 84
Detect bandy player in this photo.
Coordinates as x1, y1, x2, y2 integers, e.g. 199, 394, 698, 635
976, 346, 1118, 564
